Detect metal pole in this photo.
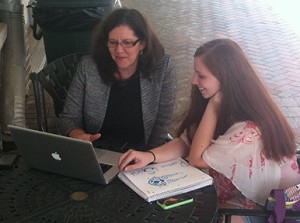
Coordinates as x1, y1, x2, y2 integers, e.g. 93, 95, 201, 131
0, 0, 26, 148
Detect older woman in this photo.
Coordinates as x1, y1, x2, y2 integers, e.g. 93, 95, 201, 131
58, 8, 176, 151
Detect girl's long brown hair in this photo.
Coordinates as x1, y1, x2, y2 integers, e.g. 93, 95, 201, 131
177, 39, 296, 162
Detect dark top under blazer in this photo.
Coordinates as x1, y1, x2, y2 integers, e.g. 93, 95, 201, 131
58, 54, 176, 149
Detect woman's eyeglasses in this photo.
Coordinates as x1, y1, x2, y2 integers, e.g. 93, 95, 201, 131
107, 39, 140, 48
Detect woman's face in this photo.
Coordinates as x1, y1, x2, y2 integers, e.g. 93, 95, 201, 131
108, 25, 144, 78
192, 56, 220, 99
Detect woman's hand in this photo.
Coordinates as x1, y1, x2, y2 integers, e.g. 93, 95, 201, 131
118, 149, 155, 171
68, 128, 101, 142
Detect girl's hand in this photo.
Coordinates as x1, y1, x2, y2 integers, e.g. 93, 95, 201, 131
118, 149, 155, 171
68, 128, 101, 142
208, 91, 221, 110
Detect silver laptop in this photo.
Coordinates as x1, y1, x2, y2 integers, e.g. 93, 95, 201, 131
8, 125, 122, 184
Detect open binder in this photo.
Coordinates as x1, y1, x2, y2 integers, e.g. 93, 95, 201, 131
118, 157, 213, 202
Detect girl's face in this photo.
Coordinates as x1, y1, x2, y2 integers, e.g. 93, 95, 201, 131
192, 56, 220, 99
108, 25, 145, 78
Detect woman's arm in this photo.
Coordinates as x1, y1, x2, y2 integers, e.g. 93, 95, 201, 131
188, 92, 220, 168
58, 57, 103, 142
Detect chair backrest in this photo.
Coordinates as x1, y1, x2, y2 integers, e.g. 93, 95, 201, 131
38, 53, 85, 116
30, 52, 86, 131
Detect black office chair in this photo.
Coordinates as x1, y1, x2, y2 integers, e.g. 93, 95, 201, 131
217, 152, 300, 223
30, 52, 86, 132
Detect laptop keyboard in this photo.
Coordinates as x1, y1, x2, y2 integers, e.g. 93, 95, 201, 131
100, 163, 113, 173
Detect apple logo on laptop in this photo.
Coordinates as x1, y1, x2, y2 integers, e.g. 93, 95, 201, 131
51, 152, 62, 161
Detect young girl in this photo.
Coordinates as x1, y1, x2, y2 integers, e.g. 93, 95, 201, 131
118, 39, 300, 218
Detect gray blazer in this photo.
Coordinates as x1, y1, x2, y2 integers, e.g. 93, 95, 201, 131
58, 54, 176, 149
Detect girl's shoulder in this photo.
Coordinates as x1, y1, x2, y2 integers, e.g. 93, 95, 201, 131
215, 121, 262, 144
229, 121, 259, 131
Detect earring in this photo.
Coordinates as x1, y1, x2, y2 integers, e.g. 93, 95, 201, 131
140, 50, 143, 55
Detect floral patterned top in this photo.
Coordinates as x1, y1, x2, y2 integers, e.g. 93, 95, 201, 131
181, 121, 300, 207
